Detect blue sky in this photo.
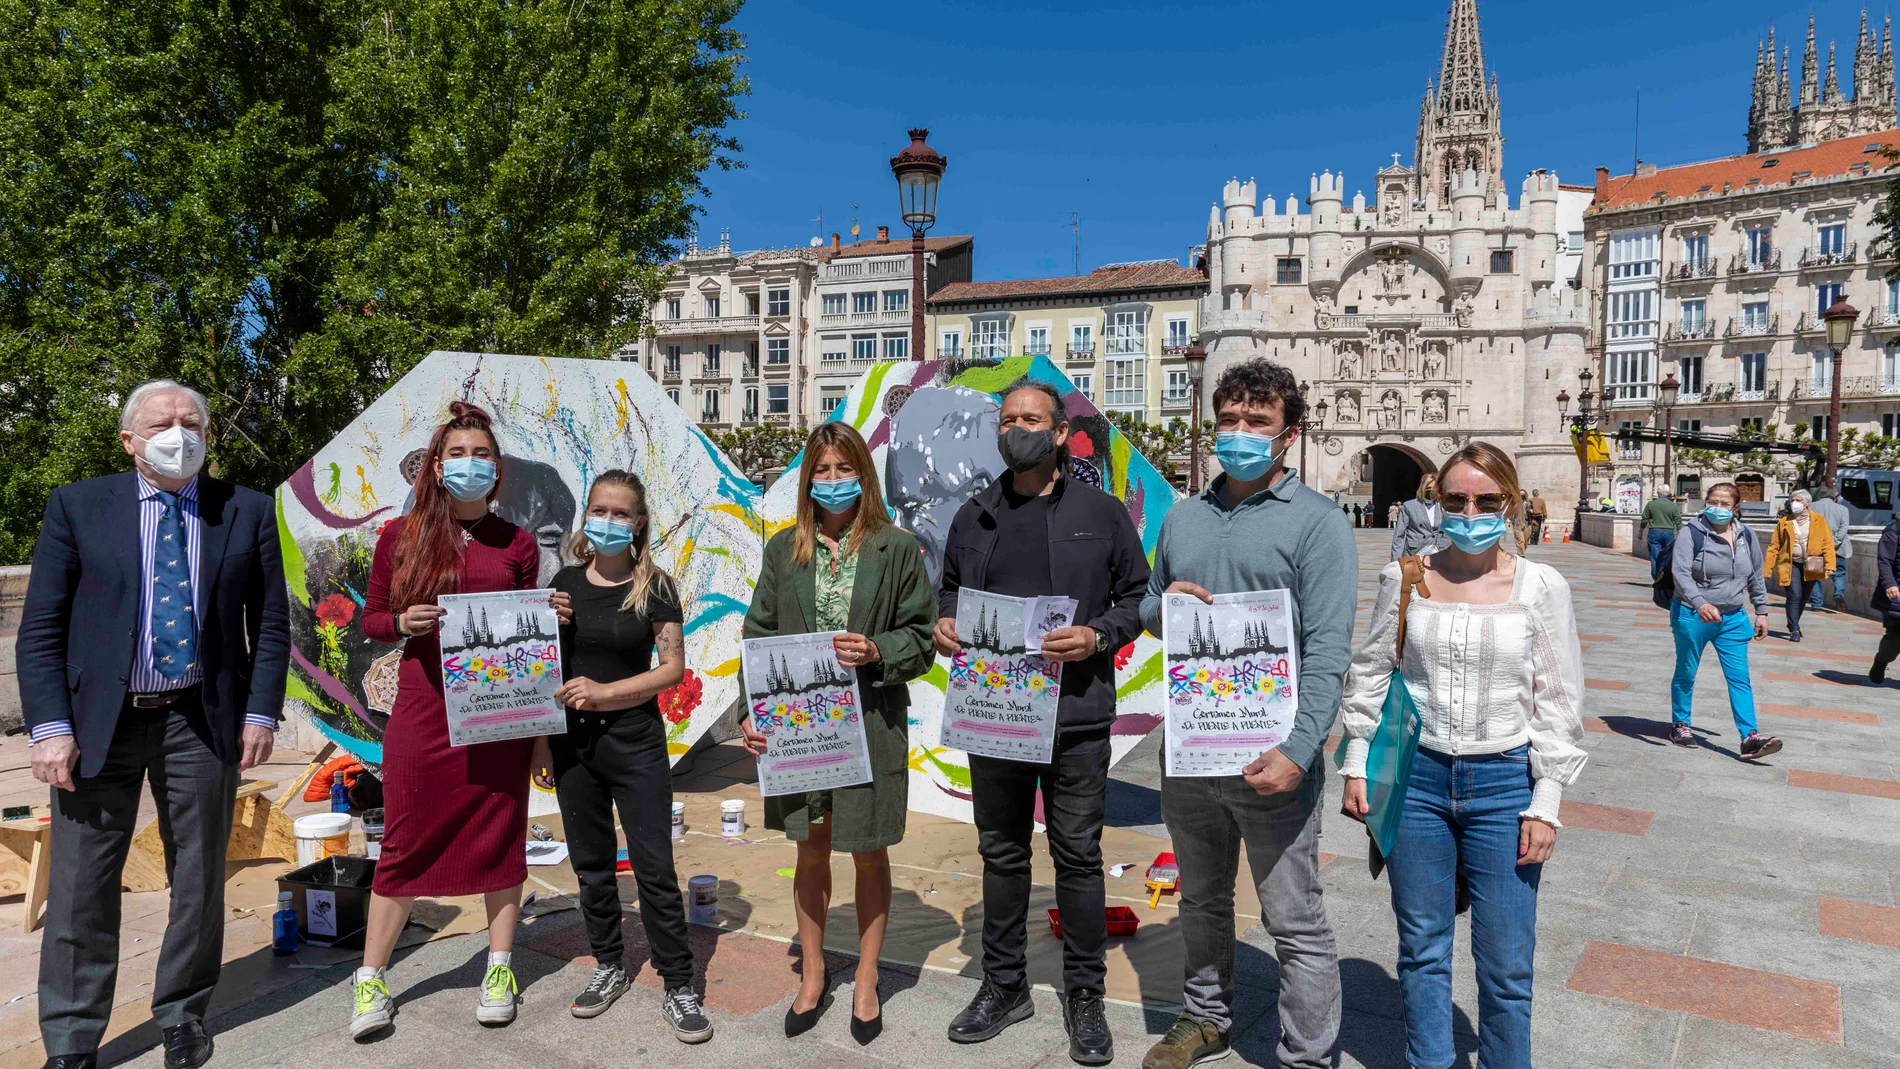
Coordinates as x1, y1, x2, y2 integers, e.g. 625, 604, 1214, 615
697, 0, 1882, 280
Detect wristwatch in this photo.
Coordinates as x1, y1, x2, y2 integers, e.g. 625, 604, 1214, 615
1092, 628, 1110, 654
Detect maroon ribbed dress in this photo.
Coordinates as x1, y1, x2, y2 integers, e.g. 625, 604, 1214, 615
363, 513, 540, 897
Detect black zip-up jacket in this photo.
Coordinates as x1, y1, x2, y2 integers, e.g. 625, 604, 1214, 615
936, 474, 1151, 734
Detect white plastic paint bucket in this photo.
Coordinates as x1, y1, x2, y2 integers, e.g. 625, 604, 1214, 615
719, 799, 745, 838
671, 801, 686, 840
294, 812, 352, 866
687, 874, 719, 925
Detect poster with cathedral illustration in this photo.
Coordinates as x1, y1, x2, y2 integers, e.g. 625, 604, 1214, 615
1162, 591, 1300, 777
437, 589, 568, 746
940, 590, 1073, 764
743, 631, 873, 797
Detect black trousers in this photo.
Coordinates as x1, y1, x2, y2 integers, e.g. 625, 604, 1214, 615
969, 730, 1111, 997
1876, 617, 1900, 671
1786, 573, 1813, 633
41, 697, 237, 1055
550, 711, 695, 988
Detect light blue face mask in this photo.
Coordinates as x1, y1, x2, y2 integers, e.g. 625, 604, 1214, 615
1703, 506, 1734, 526
440, 456, 497, 501
810, 476, 863, 514
583, 516, 636, 556
1441, 511, 1510, 553
1213, 429, 1284, 482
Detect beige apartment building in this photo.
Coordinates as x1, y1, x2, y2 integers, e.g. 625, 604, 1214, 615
924, 261, 1207, 425
630, 228, 971, 434
1584, 17, 1900, 506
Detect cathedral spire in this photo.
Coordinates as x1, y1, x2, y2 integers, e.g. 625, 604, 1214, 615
1825, 41, 1843, 103
1436, 0, 1489, 113
1803, 15, 1821, 103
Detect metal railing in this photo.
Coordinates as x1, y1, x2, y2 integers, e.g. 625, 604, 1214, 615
1728, 252, 1782, 275
1665, 258, 1719, 281
1663, 322, 1716, 342
1316, 312, 1460, 330
1798, 242, 1858, 269
763, 412, 792, 424
1866, 308, 1900, 329
1785, 375, 1900, 400
1066, 344, 1095, 360
1724, 314, 1779, 337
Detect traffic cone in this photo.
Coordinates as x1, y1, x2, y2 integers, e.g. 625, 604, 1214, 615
1561, 526, 1571, 543
1541, 526, 1551, 543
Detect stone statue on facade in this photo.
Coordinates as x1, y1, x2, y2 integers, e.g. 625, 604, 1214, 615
1422, 390, 1448, 423
1337, 345, 1359, 379
1380, 256, 1408, 299
1380, 332, 1404, 372
1378, 389, 1402, 429
1336, 390, 1361, 423
1453, 292, 1474, 328
1421, 346, 1444, 379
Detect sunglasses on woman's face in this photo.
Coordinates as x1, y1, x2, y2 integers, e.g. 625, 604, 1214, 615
1437, 492, 1511, 514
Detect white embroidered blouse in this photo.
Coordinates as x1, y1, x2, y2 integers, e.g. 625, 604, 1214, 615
1337, 557, 1588, 826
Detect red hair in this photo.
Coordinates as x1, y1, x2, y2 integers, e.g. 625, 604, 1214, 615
388, 401, 503, 609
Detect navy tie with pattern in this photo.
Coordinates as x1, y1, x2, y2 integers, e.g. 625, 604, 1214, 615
151, 491, 196, 680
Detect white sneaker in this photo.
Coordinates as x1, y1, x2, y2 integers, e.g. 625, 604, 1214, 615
476, 963, 519, 1025
350, 975, 396, 1040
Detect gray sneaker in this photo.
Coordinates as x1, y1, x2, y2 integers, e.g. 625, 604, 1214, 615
570, 964, 628, 1019
476, 963, 518, 1025
350, 975, 396, 1040
663, 985, 713, 1044
1141, 1013, 1230, 1069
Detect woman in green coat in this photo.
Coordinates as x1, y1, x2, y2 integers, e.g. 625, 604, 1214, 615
741, 420, 935, 1046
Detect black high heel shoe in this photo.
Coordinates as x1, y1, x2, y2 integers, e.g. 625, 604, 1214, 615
850, 976, 883, 1045
784, 969, 832, 1038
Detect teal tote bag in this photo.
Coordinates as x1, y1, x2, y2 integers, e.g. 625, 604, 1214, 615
1336, 556, 1429, 867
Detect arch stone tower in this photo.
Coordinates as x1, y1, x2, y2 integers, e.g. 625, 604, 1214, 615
1197, 0, 1594, 523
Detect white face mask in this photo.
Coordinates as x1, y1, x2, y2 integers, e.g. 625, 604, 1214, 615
136, 425, 205, 481
1790, 500, 1807, 515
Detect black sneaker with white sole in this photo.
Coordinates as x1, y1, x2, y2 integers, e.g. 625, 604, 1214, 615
1739, 731, 1783, 759
664, 985, 714, 1044
570, 964, 628, 1019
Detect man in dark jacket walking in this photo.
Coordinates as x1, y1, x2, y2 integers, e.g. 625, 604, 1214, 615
1871, 513, 1900, 684
934, 379, 1150, 1065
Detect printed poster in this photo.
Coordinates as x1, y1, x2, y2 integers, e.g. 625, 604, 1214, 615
940, 590, 1074, 763
438, 589, 568, 746
1162, 590, 1300, 777
743, 631, 874, 797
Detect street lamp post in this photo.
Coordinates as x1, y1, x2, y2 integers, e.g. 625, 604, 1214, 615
890, 129, 947, 363
1310, 397, 1329, 489
1658, 372, 1680, 496
1185, 345, 1207, 492
1557, 366, 1602, 519
1822, 299, 1859, 486
1298, 381, 1309, 477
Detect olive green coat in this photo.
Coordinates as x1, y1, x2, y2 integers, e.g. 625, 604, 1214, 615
743, 523, 935, 852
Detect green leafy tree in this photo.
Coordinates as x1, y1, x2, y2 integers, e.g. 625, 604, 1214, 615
1103, 410, 1213, 483
712, 425, 805, 485
0, 0, 746, 563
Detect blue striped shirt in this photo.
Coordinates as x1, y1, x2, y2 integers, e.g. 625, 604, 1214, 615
30, 474, 276, 745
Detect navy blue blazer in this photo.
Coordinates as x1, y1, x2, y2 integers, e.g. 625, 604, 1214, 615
14, 472, 291, 778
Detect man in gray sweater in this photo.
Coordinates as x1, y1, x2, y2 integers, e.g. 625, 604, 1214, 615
1135, 359, 1357, 1069
1809, 485, 1852, 611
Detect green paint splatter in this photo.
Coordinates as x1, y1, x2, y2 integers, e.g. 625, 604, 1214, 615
852, 362, 899, 427
277, 490, 309, 604
924, 748, 972, 790
919, 662, 948, 692
1109, 433, 1132, 499
949, 357, 1032, 394
1116, 651, 1163, 700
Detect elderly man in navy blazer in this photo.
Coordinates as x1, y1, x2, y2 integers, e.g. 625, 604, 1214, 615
17, 379, 289, 1069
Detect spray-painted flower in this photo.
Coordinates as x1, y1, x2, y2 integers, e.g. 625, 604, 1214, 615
659, 669, 703, 726
1114, 642, 1135, 670
528, 662, 545, 676
314, 594, 357, 628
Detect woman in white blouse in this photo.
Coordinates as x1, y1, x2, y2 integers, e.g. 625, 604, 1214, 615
1340, 442, 1587, 1069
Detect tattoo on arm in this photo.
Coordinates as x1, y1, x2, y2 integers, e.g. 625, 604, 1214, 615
656, 623, 683, 665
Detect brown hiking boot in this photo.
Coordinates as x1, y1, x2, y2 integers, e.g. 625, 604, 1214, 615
1141, 1013, 1230, 1069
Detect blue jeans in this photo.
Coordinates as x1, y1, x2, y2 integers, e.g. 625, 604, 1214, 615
1647, 529, 1677, 580
1386, 745, 1540, 1069
1808, 567, 1847, 608
1669, 601, 1758, 736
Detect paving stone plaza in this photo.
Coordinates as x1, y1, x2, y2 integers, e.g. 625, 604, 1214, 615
3, 532, 1895, 1069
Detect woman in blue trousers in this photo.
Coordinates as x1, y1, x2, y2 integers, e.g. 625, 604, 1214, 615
1667, 482, 1781, 759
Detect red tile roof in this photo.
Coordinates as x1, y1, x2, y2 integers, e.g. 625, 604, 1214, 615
827, 234, 972, 259
1592, 128, 1900, 211
930, 262, 1206, 304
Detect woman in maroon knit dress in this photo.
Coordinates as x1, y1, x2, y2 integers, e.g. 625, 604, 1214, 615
347, 402, 570, 1038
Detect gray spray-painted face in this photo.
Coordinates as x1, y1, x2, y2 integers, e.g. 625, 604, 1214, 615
886, 385, 1004, 586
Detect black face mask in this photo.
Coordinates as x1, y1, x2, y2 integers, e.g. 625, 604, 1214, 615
998, 427, 1057, 473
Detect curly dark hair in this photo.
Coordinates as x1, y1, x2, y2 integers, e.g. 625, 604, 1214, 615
1001, 377, 1068, 426
1211, 358, 1305, 428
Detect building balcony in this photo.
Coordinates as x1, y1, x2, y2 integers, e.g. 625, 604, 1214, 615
819, 309, 910, 329
1200, 307, 1273, 334
701, 363, 723, 377
1664, 258, 1720, 283
654, 314, 761, 336
661, 367, 682, 383
763, 411, 793, 425
820, 258, 912, 283
1066, 344, 1096, 362
1723, 314, 1779, 337
1797, 243, 1858, 270
816, 356, 880, 374
1728, 252, 1782, 275
1679, 380, 1782, 404
1162, 392, 1192, 410
1024, 344, 1052, 358
1785, 375, 1900, 401
1662, 322, 1717, 343
1162, 345, 1196, 356
742, 360, 760, 379
739, 408, 759, 425
940, 345, 964, 360
1316, 311, 1462, 331
1865, 308, 1900, 332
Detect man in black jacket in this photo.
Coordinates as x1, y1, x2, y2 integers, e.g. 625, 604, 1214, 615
934, 379, 1150, 1066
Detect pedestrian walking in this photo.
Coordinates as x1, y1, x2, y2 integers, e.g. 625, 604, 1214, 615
1353, 502, 1364, 528
1764, 489, 1835, 642
1808, 486, 1851, 611
18, 380, 290, 1069
1870, 511, 1900, 684
935, 379, 1149, 1065
1527, 489, 1548, 546
1340, 442, 1586, 1069
1640, 489, 1682, 580
545, 470, 709, 1042
1136, 359, 1355, 1069
741, 421, 936, 1047
1667, 483, 1781, 758
348, 401, 568, 1038
1390, 475, 1444, 559
1386, 501, 1401, 529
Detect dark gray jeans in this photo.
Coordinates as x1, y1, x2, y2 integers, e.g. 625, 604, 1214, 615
1161, 770, 1341, 1069
40, 700, 238, 1055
